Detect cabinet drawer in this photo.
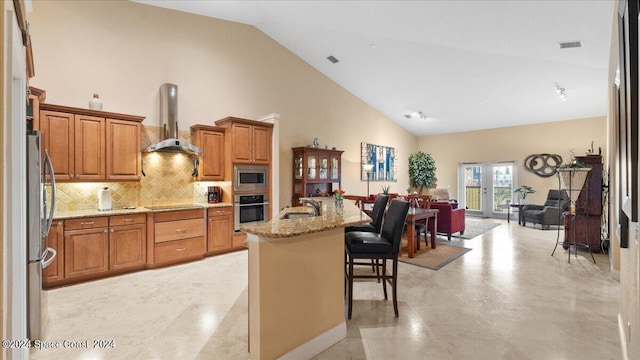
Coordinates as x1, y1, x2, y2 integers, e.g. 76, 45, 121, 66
155, 218, 204, 243
65, 217, 109, 230
153, 209, 203, 222
110, 213, 146, 226
207, 207, 232, 216
154, 237, 204, 264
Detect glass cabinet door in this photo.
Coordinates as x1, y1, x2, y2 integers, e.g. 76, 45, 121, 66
319, 156, 328, 180
330, 156, 340, 180
294, 154, 303, 179
307, 155, 316, 179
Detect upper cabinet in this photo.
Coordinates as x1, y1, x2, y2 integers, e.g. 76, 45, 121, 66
190, 125, 225, 181
215, 117, 273, 165
39, 104, 144, 182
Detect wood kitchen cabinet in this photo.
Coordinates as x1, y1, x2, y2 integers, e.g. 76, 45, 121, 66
43, 220, 64, 287
39, 103, 144, 182
106, 119, 141, 181
45, 213, 147, 287
206, 207, 233, 254
291, 147, 343, 206
190, 125, 225, 181
215, 117, 273, 165
109, 214, 147, 271
152, 209, 205, 266
64, 217, 110, 279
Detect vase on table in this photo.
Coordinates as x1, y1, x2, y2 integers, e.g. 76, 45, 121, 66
335, 197, 343, 209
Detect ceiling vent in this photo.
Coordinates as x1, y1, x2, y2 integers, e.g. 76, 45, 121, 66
558, 41, 582, 49
327, 55, 340, 64
403, 114, 412, 119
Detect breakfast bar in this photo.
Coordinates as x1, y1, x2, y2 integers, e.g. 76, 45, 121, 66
241, 198, 370, 360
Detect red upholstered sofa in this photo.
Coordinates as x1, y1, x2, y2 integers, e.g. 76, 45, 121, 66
428, 202, 465, 240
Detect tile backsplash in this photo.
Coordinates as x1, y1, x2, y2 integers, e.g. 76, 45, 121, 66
50, 126, 230, 211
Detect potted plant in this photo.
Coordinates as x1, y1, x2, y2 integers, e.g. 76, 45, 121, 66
381, 185, 391, 195
514, 185, 535, 204
408, 151, 437, 194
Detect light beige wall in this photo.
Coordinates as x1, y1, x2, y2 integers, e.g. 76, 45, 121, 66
28, 0, 416, 209
417, 117, 607, 205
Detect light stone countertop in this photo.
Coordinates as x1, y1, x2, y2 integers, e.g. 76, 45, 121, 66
53, 202, 232, 220
240, 197, 371, 238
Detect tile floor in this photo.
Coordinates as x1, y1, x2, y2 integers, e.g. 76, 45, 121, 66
30, 219, 621, 359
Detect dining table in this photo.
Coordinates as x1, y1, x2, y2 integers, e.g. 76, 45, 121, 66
405, 207, 439, 258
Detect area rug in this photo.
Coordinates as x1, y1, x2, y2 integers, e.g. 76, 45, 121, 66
398, 238, 471, 270
452, 218, 500, 239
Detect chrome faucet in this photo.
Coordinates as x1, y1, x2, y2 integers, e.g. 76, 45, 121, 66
301, 199, 322, 216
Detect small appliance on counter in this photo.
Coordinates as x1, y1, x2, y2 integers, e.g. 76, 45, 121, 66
207, 186, 222, 203
98, 187, 112, 211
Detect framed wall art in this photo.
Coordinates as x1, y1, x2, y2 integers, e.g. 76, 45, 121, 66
361, 142, 398, 182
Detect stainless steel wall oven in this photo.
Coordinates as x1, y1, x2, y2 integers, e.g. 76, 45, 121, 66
234, 194, 269, 231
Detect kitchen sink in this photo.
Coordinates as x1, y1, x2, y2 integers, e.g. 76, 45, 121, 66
280, 212, 315, 220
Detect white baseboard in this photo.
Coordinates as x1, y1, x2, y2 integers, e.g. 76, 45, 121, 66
618, 313, 629, 360
278, 322, 346, 360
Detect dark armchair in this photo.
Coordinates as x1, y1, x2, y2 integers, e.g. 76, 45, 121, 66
522, 189, 570, 229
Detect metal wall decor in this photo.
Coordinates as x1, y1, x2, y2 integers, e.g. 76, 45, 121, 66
524, 154, 563, 177
361, 142, 397, 181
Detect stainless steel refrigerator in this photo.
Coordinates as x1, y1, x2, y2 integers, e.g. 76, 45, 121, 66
26, 130, 56, 340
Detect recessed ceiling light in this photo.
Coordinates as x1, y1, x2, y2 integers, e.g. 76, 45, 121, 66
369, 43, 377, 50
558, 40, 582, 49
327, 55, 340, 64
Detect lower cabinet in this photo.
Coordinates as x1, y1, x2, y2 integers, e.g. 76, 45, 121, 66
64, 217, 110, 279
207, 207, 233, 254
152, 209, 205, 266
44, 214, 147, 288
109, 214, 147, 271
43, 220, 65, 286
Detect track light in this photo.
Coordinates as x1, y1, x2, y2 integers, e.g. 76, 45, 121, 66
554, 83, 567, 101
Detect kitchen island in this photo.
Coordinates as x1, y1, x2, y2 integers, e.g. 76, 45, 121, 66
241, 198, 371, 360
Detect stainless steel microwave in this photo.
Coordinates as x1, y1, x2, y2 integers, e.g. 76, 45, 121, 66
233, 164, 268, 192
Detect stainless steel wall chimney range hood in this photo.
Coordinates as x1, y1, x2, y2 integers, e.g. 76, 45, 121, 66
144, 83, 203, 155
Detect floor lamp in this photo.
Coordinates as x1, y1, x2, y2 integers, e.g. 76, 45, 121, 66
363, 164, 374, 196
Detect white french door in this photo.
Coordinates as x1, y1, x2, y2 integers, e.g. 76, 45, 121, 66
458, 162, 515, 218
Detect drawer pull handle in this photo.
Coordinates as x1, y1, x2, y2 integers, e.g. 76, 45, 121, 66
176, 229, 187, 233
122, 218, 133, 222
175, 247, 186, 252
81, 221, 95, 225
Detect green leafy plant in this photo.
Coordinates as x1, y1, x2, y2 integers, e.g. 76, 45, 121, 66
381, 185, 391, 194
514, 185, 535, 200
408, 151, 437, 194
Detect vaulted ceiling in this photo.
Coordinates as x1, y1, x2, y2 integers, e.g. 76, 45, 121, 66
135, 0, 614, 136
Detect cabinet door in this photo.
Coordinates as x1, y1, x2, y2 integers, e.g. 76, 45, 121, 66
109, 224, 146, 271
43, 221, 64, 285
330, 155, 341, 181
231, 123, 253, 163
74, 114, 105, 181
252, 126, 271, 164
106, 119, 140, 181
207, 215, 232, 253
319, 155, 329, 180
64, 227, 109, 279
40, 110, 74, 181
200, 130, 225, 180
306, 154, 317, 180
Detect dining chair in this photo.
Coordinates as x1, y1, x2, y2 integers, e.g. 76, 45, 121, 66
344, 198, 410, 319
412, 194, 432, 250
345, 194, 388, 233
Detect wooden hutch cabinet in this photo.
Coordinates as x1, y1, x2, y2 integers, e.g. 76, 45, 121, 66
291, 147, 343, 206
563, 154, 604, 252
